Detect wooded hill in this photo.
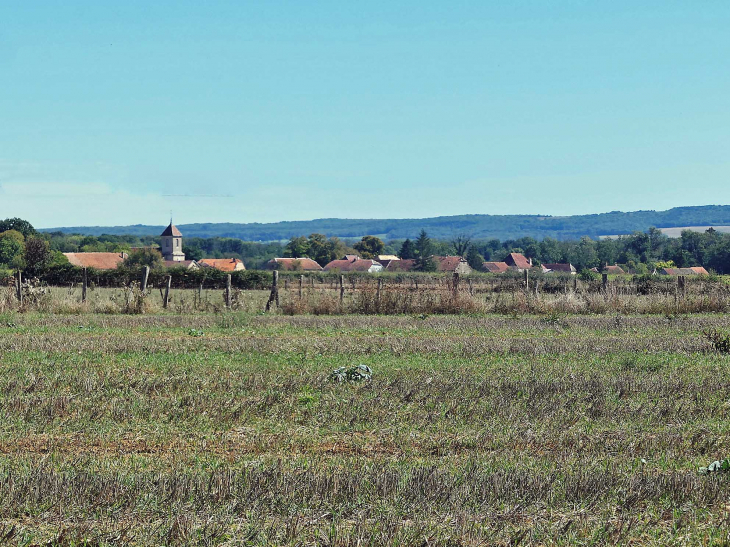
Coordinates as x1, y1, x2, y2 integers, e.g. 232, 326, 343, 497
42, 205, 730, 242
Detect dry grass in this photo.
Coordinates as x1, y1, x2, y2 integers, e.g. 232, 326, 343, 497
0, 313, 729, 544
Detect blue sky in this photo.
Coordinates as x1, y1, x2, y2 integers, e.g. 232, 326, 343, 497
1, 1, 729, 228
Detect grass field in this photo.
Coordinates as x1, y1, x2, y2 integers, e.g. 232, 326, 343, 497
1, 312, 730, 545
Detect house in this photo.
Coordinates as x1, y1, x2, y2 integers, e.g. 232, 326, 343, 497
266, 258, 323, 271
63, 252, 127, 270
160, 222, 185, 262
603, 264, 625, 275
324, 256, 383, 273
482, 261, 509, 274
434, 256, 472, 274
661, 267, 708, 276
164, 260, 199, 270
377, 255, 400, 261
382, 259, 416, 272
541, 263, 577, 274
504, 253, 533, 271
198, 258, 246, 272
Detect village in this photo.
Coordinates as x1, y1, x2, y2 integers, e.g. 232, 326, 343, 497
60, 222, 711, 277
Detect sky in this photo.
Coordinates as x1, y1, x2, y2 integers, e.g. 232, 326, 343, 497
1, 1, 729, 228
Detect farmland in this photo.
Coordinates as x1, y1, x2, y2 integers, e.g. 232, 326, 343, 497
0, 311, 730, 545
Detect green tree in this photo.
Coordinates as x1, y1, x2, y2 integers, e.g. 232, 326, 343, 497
414, 230, 437, 272
0, 232, 24, 266
353, 236, 384, 259
24, 236, 53, 275
466, 246, 485, 271
0, 218, 36, 239
284, 236, 309, 258
399, 239, 416, 259
450, 234, 471, 257
182, 245, 204, 261
124, 248, 165, 270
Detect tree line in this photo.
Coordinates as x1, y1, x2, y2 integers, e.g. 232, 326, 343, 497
4, 217, 730, 277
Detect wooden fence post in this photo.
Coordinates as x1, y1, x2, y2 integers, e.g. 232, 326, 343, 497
225, 274, 232, 309
678, 275, 686, 298
141, 266, 150, 292
299, 275, 304, 299
265, 270, 279, 311
377, 278, 383, 305
602, 273, 608, 293
339, 275, 345, 304
453, 272, 460, 297
523, 269, 529, 291
468, 277, 473, 296
16, 271, 22, 305
82, 268, 88, 303
163, 275, 172, 309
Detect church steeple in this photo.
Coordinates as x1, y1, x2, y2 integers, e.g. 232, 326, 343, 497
160, 222, 185, 262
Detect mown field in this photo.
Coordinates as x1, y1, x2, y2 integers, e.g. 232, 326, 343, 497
1, 313, 730, 545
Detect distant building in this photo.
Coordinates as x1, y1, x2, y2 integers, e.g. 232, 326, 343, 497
382, 259, 416, 272
603, 264, 625, 275
266, 258, 323, 271
198, 258, 246, 272
504, 253, 532, 271
63, 252, 127, 270
434, 256, 472, 274
541, 263, 576, 274
376, 255, 400, 261
324, 256, 383, 273
661, 267, 708, 275
160, 222, 185, 262
164, 260, 199, 270
483, 261, 509, 273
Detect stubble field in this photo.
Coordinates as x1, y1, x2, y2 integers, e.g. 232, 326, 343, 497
0, 312, 730, 545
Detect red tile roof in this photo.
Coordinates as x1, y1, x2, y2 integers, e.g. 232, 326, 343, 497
383, 259, 416, 272
603, 265, 625, 274
504, 253, 532, 270
63, 252, 127, 270
324, 259, 383, 272
662, 267, 708, 275
541, 263, 576, 273
164, 260, 199, 269
483, 261, 509, 273
267, 258, 323, 271
198, 258, 245, 271
434, 256, 471, 273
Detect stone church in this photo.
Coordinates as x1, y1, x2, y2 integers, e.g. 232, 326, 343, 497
160, 222, 185, 262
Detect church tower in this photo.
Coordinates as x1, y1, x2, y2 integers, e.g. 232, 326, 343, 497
160, 221, 185, 262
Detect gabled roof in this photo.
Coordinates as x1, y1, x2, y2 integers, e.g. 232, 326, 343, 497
377, 255, 399, 261
324, 258, 383, 272
63, 252, 127, 270
662, 267, 708, 275
603, 265, 625, 274
198, 258, 246, 271
267, 258, 323, 271
541, 263, 576, 273
504, 253, 532, 270
483, 261, 509, 273
433, 256, 471, 273
383, 259, 416, 272
160, 223, 182, 237
164, 260, 199, 270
